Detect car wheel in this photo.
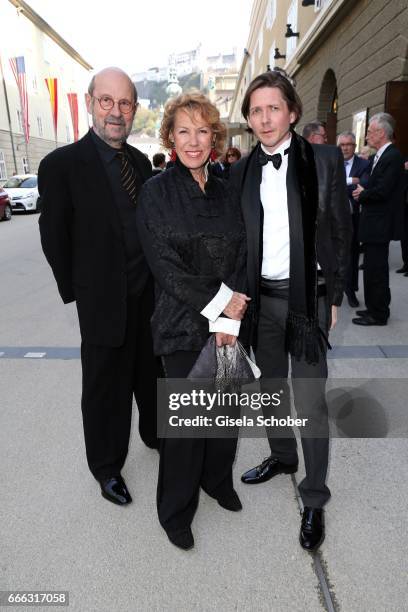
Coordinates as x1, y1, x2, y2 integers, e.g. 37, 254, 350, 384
4, 204, 12, 221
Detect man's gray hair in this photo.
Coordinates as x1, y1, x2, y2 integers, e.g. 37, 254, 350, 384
369, 112, 395, 139
87, 73, 138, 102
302, 121, 325, 139
337, 130, 356, 145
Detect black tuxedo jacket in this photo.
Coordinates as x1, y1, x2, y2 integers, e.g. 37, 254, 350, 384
38, 130, 152, 346
230, 139, 351, 313
347, 156, 370, 213
358, 144, 405, 243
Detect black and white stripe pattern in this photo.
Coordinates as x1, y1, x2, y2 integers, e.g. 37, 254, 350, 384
117, 150, 139, 205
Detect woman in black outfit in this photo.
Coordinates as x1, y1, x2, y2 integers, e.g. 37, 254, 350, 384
136, 92, 249, 550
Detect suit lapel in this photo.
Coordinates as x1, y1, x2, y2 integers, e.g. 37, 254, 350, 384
371, 144, 394, 178
240, 146, 262, 300
77, 131, 122, 239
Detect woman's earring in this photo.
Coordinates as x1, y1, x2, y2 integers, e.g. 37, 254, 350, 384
210, 145, 217, 162
170, 144, 177, 162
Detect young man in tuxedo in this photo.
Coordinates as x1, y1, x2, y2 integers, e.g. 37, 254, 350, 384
352, 113, 405, 325
230, 70, 350, 551
39, 67, 159, 506
337, 131, 370, 307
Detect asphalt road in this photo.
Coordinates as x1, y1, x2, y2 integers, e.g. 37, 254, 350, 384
1, 214, 407, 612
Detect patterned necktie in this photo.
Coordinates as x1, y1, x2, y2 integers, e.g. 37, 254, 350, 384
258, 150, 282, 170
116, 150, 139, 205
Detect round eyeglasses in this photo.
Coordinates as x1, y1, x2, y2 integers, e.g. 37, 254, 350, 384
93, 95, 135, 114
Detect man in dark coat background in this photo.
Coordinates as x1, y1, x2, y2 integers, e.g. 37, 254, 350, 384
38, 67, 158, 506
352, 112, 405, 326
337, 130, 370, 307
230, 70, 351, 552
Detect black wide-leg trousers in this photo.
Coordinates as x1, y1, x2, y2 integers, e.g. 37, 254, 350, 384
158, 350, 238, 533
255, 294, 331, 509
80, 288, 159, 481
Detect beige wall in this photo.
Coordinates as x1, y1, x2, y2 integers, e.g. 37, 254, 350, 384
229, 0, 408, 144
0, 1, 91, 178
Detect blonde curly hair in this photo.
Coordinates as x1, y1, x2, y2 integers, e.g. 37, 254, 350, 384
160, 91, 227, 157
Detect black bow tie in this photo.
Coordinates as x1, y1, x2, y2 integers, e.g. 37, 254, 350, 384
258, 150, 283, 169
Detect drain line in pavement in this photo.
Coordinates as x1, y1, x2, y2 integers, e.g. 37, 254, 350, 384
290, 474, 337, 612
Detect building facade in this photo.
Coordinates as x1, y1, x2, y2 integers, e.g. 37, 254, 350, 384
229, 0, 408, 154
0, 0, 92, 181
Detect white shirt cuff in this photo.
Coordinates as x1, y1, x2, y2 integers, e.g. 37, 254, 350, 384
346, 177, 353, 185
200, 282, 233, 322
209, 317, 241, 336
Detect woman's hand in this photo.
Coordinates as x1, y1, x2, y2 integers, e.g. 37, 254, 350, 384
223, 292, 251, 320
215, 332, 237, 347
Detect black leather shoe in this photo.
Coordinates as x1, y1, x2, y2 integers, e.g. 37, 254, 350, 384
100, 476, 132, 506
356, 309, 369, 317
166, 527, 194, 550
352, 315, 387, 326
217, 489, 242, 512
241, 456, 298, 484
345, 291, 359, 307
300, 507, 325, 552
404, 272, 408, 277
396, 266, 408, 273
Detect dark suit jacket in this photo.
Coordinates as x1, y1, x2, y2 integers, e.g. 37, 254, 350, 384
358, 144, 405, 243
347, 156, 370, 212
230, 140, 351, 315
38, 130, 152, 346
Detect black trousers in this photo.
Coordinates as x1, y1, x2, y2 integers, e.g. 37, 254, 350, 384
81, 288, 159, 480
400, 204, 408, 266
362, 242, 390, 322
158, 351, 238, 533
346, 211, 360, 293
255, 294, 331, 508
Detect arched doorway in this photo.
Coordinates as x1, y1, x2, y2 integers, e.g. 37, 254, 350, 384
318, 69, 338, 144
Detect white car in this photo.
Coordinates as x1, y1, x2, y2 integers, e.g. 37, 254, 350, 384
3, 174, 41, 213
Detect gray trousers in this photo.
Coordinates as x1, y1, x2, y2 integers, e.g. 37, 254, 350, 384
255, 293, 331, 508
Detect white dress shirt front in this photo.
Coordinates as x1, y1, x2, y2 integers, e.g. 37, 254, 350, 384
260, 137, 291, 280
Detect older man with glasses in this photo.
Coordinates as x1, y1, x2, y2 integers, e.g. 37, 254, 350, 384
39, 67, 160, 506
352, 113, 405, 325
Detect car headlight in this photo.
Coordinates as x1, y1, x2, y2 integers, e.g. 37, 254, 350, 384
21, 192, 35, 199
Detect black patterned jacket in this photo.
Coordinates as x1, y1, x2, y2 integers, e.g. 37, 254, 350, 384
136, 159, 247, 356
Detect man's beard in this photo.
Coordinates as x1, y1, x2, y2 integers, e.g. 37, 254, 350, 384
92, 111, 131, 147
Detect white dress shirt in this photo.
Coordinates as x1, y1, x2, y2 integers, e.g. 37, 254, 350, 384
260, 136, 291, 280
344, 156, 355, 185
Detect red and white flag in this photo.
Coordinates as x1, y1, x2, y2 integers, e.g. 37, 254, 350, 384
9, 56, 30, 143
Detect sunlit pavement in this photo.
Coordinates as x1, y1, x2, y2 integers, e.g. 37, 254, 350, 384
1, 215, 407, 611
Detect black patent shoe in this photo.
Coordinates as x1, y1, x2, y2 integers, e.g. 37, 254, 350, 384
217, 489, 242, 512
299, 507, 325, 552
166, 527, 194, 551
241, 455, 298, 484
396, 266, 408, 273
100, 476, 132, 506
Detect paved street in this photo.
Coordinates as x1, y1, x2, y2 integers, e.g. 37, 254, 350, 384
1, 214, 407, 612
